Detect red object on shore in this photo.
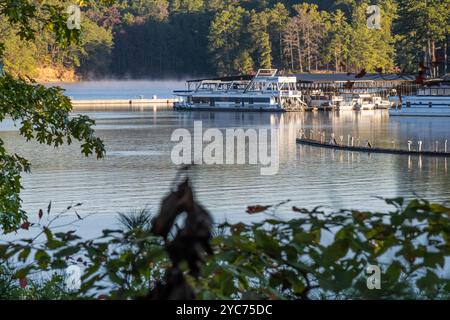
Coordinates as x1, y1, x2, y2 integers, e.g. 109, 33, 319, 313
19, 278, 27, 289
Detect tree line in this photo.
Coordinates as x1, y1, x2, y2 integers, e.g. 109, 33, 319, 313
1, 0, 449, 79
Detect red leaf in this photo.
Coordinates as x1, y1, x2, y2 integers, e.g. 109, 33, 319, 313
20, 222, 30, 230
246, 205, 271, 214
19, 278, 27, 289
38, 209, 43, 220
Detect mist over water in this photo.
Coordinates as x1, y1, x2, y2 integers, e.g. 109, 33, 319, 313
46, 80, 188, 100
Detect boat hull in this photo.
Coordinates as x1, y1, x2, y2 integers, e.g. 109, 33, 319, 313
389, 108, 450, 117
389, 94, 450, 116
174, 104, 286, 112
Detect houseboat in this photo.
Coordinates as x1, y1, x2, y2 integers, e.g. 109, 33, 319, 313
389, 75, 450, 116
173, 69, 307, 112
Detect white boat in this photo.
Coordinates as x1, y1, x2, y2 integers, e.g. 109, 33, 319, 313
373, 96, 392, 109
353, 94, 378, 110
307, 91, 343, 111
389, 76, 450, 117
173, 69, 307, 112
338, 93, 377, 110
337, 93, 357, 111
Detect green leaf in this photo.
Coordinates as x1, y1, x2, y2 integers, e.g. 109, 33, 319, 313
35, 250, 51, 269
386, 261, 402, 283
55, 246, 81, 258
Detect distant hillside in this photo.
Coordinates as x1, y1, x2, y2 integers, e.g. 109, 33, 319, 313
1, 0, 448, 81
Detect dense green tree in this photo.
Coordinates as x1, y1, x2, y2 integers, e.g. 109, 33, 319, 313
267, 3, 290, 70
208, 6, 248, 75
323, 9, 351, 72
395, 0, 450, 75
233, 50, 254, 74
3, 0, 448, 78
170, 0, 204, 13
0, 0, 106, 232
77, 17, 114, 77
249, 10, 272, 69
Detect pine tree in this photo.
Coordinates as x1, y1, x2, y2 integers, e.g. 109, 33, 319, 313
208, 6, 248, 75
248, 10, 272, 69
395, 0, 450, 76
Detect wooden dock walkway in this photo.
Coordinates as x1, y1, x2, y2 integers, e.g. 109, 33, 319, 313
296, 138, 450, 157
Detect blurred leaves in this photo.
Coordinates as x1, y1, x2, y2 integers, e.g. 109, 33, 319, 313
2, 198, 450, 299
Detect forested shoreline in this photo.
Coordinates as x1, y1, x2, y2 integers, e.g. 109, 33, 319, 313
1, 0, 449, 81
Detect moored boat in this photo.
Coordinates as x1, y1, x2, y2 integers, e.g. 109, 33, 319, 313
173, 69, 307, 112
389, 75, 450, 116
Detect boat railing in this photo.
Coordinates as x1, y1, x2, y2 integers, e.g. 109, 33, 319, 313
255, 69, 278, 77
418, 88, 450, 96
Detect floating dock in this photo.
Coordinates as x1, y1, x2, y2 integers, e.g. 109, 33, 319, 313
71, 98, 178, 108
296, 138, 450, 157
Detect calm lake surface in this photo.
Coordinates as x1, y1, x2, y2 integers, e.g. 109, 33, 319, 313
3, 81, 450, 238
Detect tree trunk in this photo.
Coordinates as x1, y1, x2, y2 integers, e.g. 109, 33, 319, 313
295, 29, 303, 72
445, 35, 449, 75
289, 41, 294, 71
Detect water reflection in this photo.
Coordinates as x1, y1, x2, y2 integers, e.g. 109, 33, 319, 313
2, 109, 450, 237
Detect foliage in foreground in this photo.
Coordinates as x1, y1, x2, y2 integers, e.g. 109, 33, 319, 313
1, 197, 450, 300
0, 1, 108, 232
0, 74, 106, 233
0, 265, 71, 300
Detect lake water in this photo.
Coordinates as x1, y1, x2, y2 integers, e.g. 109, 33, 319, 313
3, 81, 450, 238
47, 80, 186, 100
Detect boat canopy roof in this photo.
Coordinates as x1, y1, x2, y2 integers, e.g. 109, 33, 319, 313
186, 69, 297, 84
187, 75, 253, 83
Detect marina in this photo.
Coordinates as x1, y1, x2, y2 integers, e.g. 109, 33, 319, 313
174, 70, 421, 113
